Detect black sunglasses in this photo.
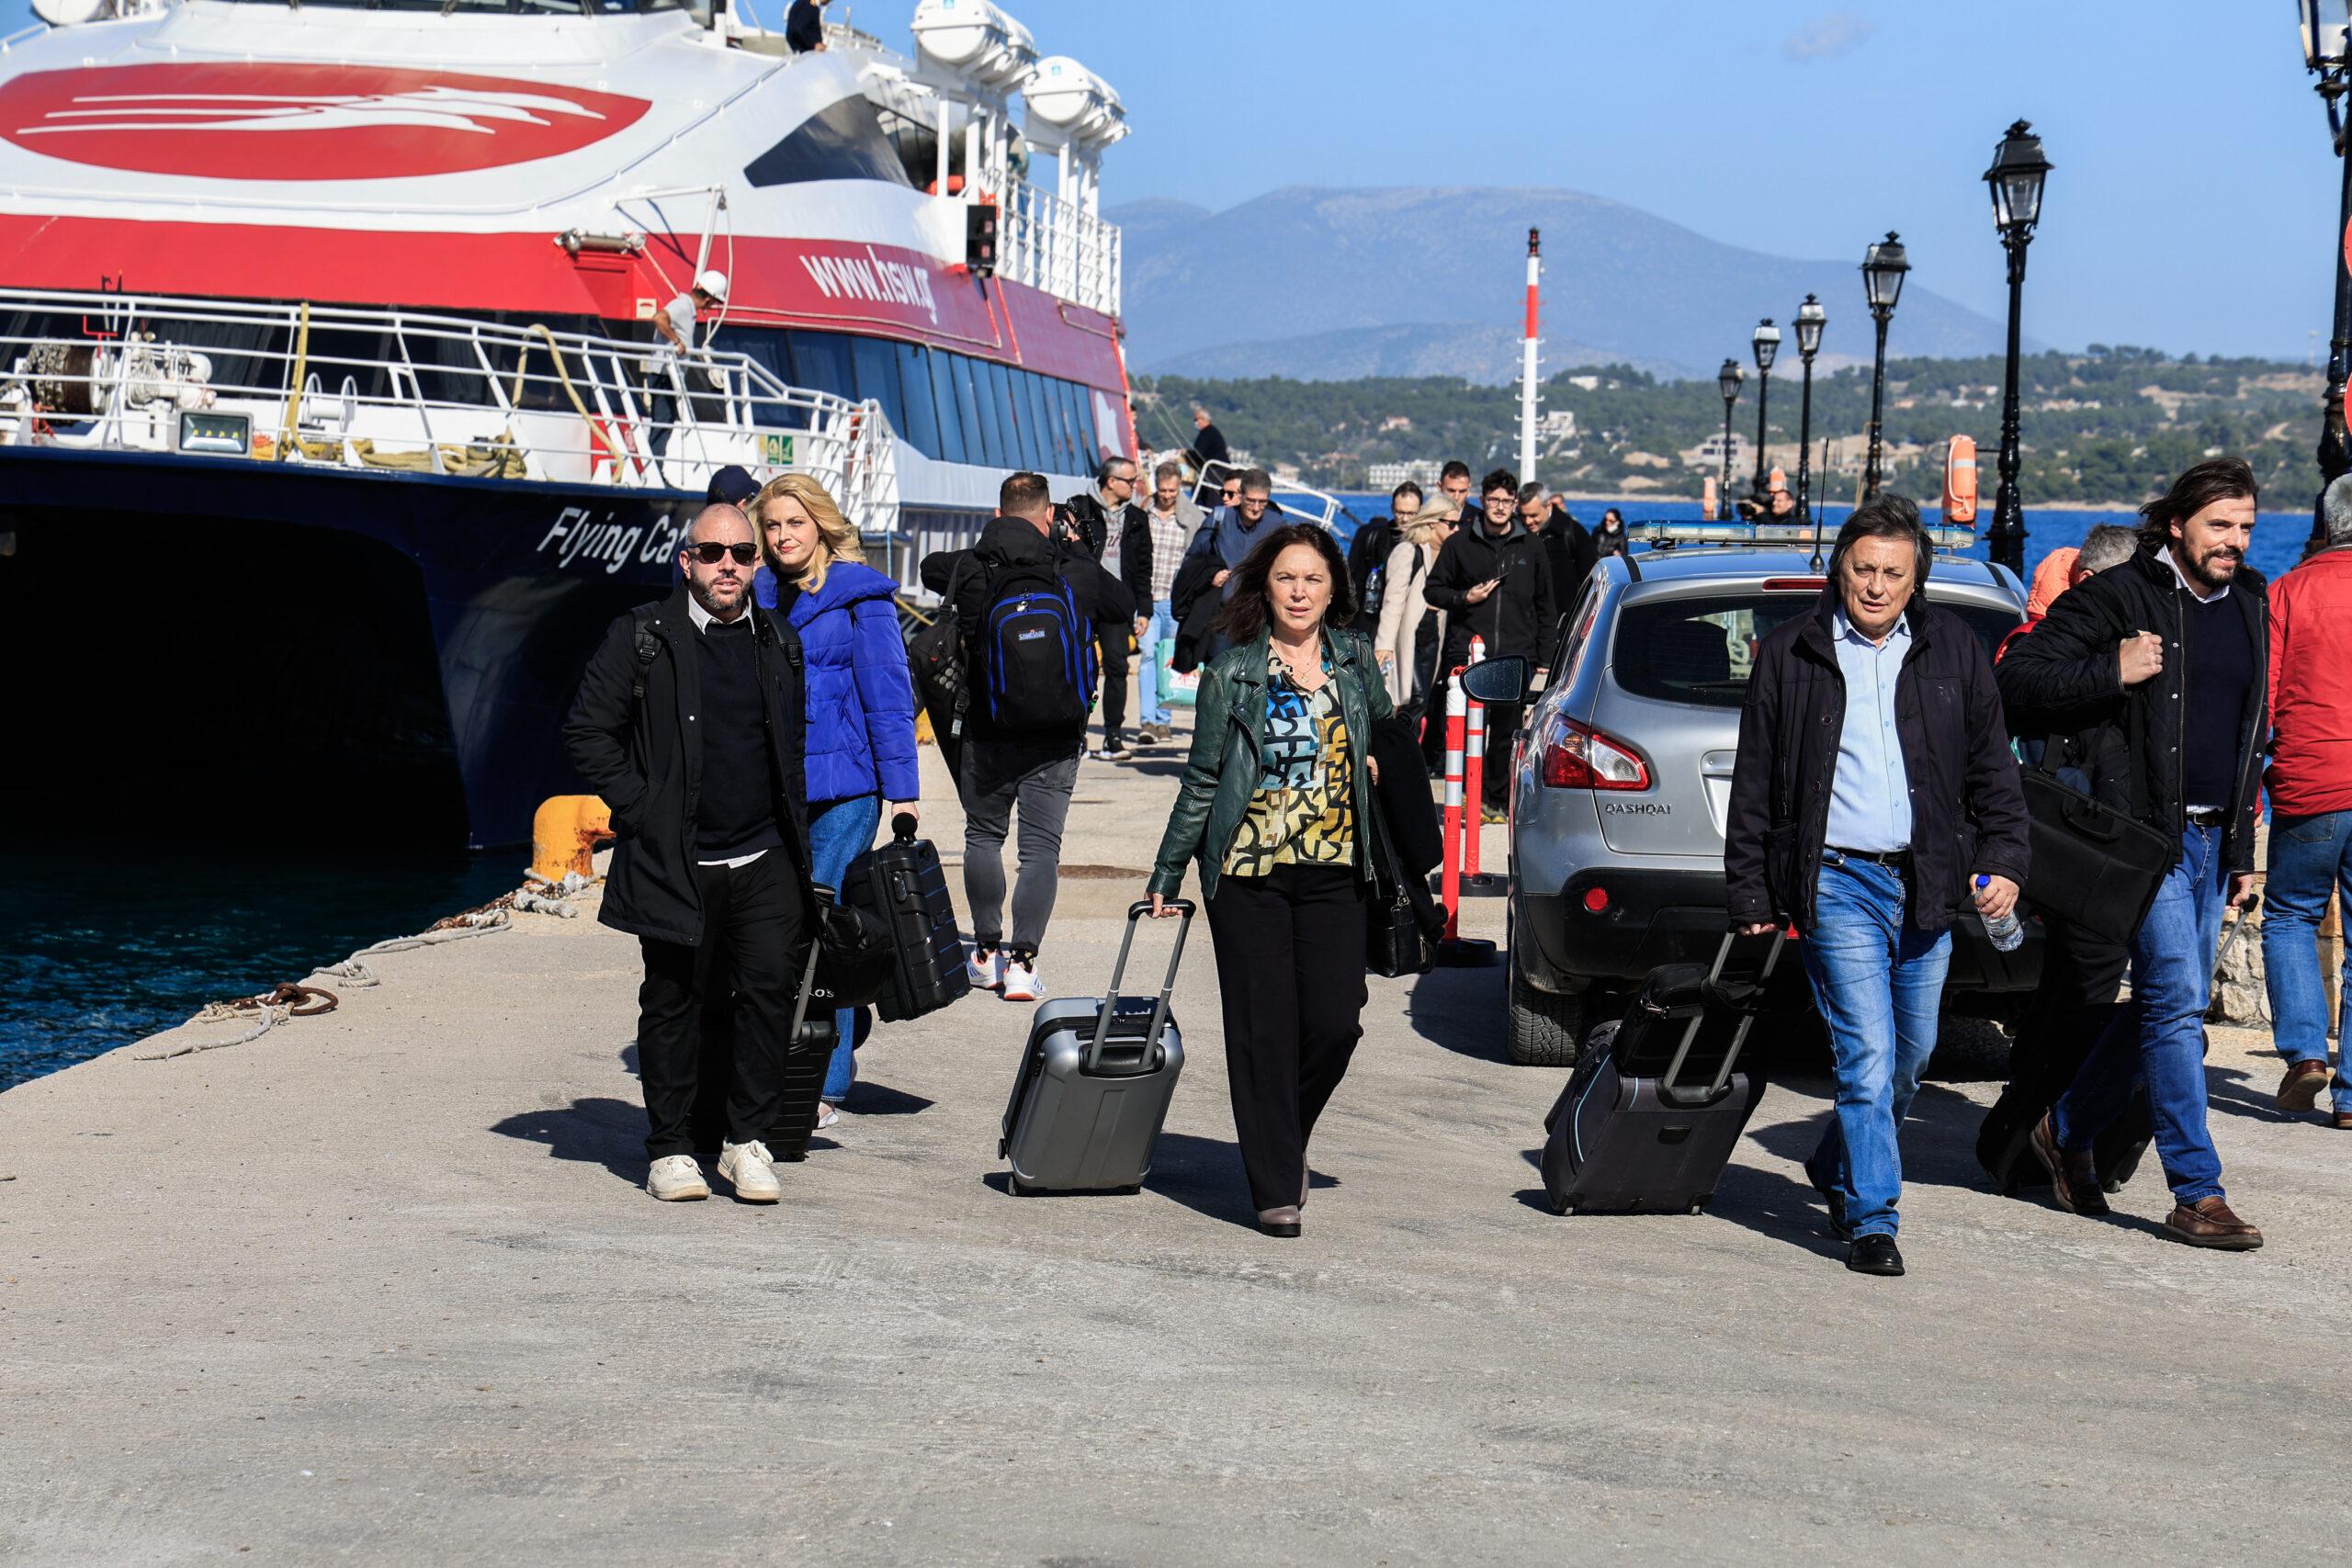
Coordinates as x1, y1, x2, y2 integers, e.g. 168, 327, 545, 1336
687, 542, 759, 565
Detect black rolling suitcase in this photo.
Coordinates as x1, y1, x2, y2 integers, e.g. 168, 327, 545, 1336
1540, 931, 1784, 1215
844, 811, 972, 1022
689, 925, 836, 1160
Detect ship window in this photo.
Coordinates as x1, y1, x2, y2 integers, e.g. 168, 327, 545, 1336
1004, 367, 1041, 469
1028, 373, 1058, 472
929, 349, 973, 464
744, 96, 915, 190
848, 335, 904, 434
894, 344, 942, 458
1051, 378, 1088, 468
967, 357, 1008, 468
786, 331, 855, 403
981, 361, 1025, 468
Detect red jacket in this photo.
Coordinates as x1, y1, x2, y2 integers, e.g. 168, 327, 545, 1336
2267, 546, 2352, 817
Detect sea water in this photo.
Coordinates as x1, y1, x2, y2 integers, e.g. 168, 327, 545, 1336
0, 847, 520, 1091
1330, 497, 2318, 585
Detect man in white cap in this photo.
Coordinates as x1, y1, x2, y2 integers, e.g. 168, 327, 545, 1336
651, 270, 727, 454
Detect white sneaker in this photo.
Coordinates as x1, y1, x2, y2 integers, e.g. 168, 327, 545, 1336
967, 946, 1004, 991
717, 1140, 782, 1203
647, 1155, 709, 1201
814, 1104, 840, 1131
1001, 953, 1042, 1003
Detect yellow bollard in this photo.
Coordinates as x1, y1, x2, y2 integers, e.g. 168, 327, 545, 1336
532, 795, 614, 883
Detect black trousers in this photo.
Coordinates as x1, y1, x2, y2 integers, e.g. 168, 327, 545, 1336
1975, 912, 2142, 1189
1205, 863, 1370, 1212
635, 852, 810, 1160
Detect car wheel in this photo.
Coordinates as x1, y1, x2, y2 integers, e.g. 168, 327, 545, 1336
1507, 950, 1585, 1066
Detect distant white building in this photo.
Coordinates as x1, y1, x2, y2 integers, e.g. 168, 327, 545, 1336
1537, 409, 1577, 438
1679, 433, 1752, 473
1367, 458, 1443, 490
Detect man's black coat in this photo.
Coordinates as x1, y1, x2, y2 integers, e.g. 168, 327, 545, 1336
563, 584, 813, 948
1996, 545, 2268, 875
1421, 513, 1557, 669
1724, 590, 2030, 932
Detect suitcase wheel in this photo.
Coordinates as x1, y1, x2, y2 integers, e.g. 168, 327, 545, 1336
1547, 1190, 1571, 1216
1687, 1199, 1706, 1215
1117, 1184, 1143, 1196
1007, 1173, 1034, 1197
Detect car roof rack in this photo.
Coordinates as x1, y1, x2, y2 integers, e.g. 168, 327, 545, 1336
1628, 520, 1981, 554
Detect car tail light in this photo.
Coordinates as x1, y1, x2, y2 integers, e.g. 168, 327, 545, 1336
1760, 576, 1827, 592
1582, 886, 1611, 912
1537, 714, 1651, 791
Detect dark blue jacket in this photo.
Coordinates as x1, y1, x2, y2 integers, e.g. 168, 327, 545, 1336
757, 559, 920, 805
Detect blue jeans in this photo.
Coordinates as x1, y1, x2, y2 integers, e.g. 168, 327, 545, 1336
808, 794, 883, 1104
1800, 853, 1951, 1239
1136, 598, 1177, 727
2263, 809, 2352, 1112
2054, 823, 2228, 1203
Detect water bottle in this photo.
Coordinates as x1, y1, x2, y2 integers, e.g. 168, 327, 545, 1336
1976, 874, 2024, 953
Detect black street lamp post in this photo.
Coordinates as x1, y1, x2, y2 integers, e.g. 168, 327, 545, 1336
1860, 231, 1909, 500
1750, 318, 1781, 502
2301, 1, 2352, 549
1984, 119, 2051, 578
1716, 357, 1744, 515
1793, 294, 1826, 524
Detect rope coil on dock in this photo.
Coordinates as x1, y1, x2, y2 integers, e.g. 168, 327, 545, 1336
137, 879, 594, 1063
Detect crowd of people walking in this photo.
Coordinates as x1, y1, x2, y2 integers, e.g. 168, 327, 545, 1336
562, 441, 2352, 1273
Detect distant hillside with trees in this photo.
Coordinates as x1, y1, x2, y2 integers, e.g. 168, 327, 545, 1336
1133, 346, 2320, 509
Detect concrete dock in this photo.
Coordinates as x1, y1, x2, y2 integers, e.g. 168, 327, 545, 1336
4, 734, 2349, 1567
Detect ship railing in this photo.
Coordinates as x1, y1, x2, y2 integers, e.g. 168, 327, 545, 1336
0, 288, 900, 541
1184, 458, 1362, 536
998, 180, 1121, 317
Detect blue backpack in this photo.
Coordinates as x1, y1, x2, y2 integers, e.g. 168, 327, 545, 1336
978, 567, 1096, 733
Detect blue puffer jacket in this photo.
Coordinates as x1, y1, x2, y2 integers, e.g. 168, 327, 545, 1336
756, 559, 921, 805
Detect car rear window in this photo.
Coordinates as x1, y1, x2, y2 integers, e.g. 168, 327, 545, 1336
1612, 592, 2021, 708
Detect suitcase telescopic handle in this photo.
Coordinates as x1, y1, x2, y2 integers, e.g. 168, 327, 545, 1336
1085, 899, 1196, 1071
1660, 928, 1788, 1103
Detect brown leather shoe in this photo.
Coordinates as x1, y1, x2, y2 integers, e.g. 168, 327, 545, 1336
2164, 1196, 2264, 1250
2278, 1059, 2333, 1113
2028, 1111, 2110, 1217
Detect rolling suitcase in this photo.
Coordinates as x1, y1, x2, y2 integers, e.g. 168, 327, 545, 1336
1000, 899, 1193, 1195
689, 919, 834, 1160
844, 811, 972, 1023
1540, 931, 1784, 1215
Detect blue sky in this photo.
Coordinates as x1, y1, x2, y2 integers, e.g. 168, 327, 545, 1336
0, 0, 2337, 360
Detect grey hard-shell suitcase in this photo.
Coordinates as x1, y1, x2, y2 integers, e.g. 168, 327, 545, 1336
1539, 931, 1785, 1215
1000, 899, 1193, 1195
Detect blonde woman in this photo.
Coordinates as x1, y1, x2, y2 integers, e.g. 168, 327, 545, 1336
752, 473, 920, 1115
1374, 507, 1453, 771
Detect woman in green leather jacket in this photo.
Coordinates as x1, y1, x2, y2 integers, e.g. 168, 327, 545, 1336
1148, 523, 1393, 1237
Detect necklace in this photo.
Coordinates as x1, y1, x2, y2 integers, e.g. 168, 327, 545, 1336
1272, 634, 1324, 685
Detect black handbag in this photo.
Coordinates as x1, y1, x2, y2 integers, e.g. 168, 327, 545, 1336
905, 555, 970, 734
1364, 793, 1435, 977
809, 887, 898, 1012
2018, 766, 2175, 949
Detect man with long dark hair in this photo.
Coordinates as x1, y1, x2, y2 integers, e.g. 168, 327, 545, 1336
1999, 457, 2270, 1248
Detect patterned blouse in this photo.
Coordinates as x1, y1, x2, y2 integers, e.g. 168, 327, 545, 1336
1221, 642, 1358, 877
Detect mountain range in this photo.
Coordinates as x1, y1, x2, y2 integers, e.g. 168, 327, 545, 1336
1113, 186, 2028, 384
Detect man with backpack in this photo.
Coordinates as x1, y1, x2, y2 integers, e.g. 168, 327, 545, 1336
921, 472, 1130, 1004
1063, 457, 1148, 760
1347, 479, 1422, 631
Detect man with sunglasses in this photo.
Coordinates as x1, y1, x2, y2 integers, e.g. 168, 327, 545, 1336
1183, 468, 1284, 662
1424, 467, 1556, 820
565, 502, 816, 1205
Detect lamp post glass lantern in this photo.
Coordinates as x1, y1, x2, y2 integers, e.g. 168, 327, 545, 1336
1717, 357, 1744, 518
1860, 231, 1908, 500
1984, 120, 2050, 577
1793, 293, 1826, 525
2302, 0, 2352, 549
1750, 318, 1781, 502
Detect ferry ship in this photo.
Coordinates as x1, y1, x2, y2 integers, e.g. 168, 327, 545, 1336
0, 0, 1160, 847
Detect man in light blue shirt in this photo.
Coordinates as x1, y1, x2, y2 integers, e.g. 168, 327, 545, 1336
1824, 606, 1915, 853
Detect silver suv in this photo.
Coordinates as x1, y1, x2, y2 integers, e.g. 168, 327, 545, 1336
1497, 536, 2041, 1066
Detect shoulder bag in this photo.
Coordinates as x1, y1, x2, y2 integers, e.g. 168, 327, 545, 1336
2017, 765, 2174, 949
